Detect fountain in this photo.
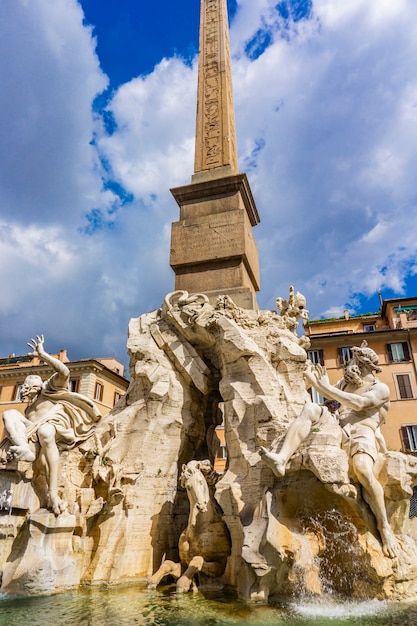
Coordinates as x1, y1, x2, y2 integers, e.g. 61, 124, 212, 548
1, 0, 417, 621
0, 289, 417, 610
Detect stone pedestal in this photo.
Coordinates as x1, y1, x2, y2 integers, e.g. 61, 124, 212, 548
170, 174, 260, 309
1, 511, 82, 595
0, 464, 40, 513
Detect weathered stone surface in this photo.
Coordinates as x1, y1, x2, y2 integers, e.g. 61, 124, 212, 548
0, 466, 40, 512
1, 511, 82, 595
0, 291, 417, 603
170, 177, 260, 307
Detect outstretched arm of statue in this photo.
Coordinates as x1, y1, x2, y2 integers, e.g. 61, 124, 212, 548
27, 335, 70, 385
305, 363, 389, 412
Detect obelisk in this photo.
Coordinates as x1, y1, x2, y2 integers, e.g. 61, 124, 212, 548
170, 0, 260, 309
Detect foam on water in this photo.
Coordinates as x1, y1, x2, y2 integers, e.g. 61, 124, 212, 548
291, 598, 387, 620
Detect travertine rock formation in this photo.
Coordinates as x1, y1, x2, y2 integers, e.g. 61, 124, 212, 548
1, 291, 417, 602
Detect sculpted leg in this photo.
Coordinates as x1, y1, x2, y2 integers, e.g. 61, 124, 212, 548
352, 453, 399, 558
176, 556, 204, 593
2, 410, 36, 462
37, 423, 66, 516
260, 403, 322, 477
147, 560, 182, 588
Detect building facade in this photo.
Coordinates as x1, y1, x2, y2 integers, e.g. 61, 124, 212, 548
304, 296, 417, 453
0, 350, 129, 440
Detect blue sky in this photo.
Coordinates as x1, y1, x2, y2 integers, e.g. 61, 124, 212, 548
81, 1, 198, 87
1, 0, 417, 364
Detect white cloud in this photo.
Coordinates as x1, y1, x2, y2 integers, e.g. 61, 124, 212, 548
0, 0, 108, 225
97, 57, 196, 199
0, 0, 119, 358
228, 0, 417, 314
1, 0, 417, 365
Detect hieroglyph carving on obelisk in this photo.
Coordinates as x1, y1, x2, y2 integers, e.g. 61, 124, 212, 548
170, 0, 260, 309
194, 0, 238, 174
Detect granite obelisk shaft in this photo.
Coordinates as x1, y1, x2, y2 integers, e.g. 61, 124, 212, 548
170, 0, 261, 309
194, 0, 238, 178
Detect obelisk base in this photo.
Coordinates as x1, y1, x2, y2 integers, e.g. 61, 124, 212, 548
170, 174, 260, 310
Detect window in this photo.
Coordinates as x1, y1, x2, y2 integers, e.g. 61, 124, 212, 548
387, 342, 410, 362
310, 388, 324, 405
69, 378, 80, 393
218, 443, 228, 459
401, 425, 417, 451
363, 324, 376, 332
94, 382, 103, 402
13, 383, 24, 401
338, 347, 353, 366
395, 373, 414, 400
114, 391, 122, 406
307, 349, 324, 365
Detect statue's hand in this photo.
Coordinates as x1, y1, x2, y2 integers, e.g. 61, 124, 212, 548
314, 363, 330, 389
304, 361, 330, 390
27, 334, 46, 357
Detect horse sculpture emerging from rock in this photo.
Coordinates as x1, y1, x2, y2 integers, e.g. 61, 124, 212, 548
148, 460, 231, 592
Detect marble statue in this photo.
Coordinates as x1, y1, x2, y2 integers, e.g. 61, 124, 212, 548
275, 285, 309, 332
260, 341, 399, 558
148, 460, 231, 592
1, 294, 417, 600
1, 335, 101, 515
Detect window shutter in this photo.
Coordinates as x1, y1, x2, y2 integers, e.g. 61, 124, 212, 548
410, 486, 417, 518
386, 344, 393, 362
403, 342, 410, 361
337, 348, 344, 366
318, 349, 324, 366
397, 374, 414, 399
401, 426, 411, 451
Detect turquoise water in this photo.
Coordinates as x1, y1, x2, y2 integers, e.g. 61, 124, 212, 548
0, 585, 415, 626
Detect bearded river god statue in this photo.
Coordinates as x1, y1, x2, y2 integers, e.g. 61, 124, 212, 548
1, 336, 101, 516
1, 292, 417, 601
260, 341, 399, 559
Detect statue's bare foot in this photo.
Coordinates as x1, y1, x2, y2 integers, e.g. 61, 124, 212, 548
259, 447, 287, 477
47, 491, 67, 516
8, 445, 36, 463
381, 525, 400, 559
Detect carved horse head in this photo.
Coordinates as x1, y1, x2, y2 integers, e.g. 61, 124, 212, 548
180, 460, 218, 514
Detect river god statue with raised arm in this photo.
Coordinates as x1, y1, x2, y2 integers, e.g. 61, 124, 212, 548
260, 341, 399, 559
1, 335, 101, 515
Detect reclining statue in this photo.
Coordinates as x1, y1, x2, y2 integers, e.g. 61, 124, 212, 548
260, 341, 399, 559
1, 335, 101, 515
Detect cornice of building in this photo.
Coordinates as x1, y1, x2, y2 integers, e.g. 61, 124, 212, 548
308, 326, 417, 345
305, 312, 380, 326
0, 358, 128, 386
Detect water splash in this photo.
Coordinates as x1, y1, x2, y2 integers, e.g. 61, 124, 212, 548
0, 488, 13, 512
300, 509, 372, 597
292, 597, 387, 620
